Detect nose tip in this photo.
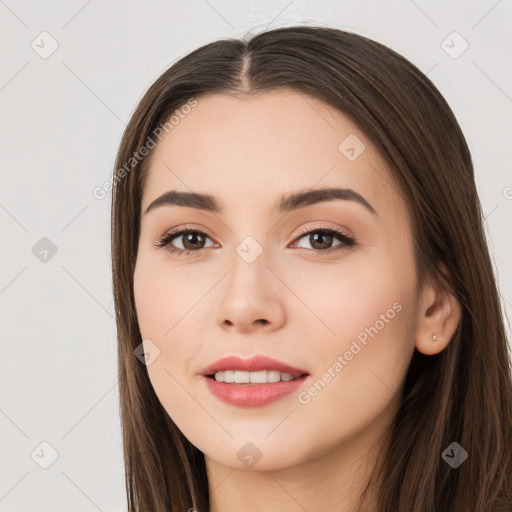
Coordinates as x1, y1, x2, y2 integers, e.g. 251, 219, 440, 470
216, 259, 286, 334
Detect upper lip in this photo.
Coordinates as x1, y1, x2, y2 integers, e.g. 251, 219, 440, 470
201, 355, 308, 377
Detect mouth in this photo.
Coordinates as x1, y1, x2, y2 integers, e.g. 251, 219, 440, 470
206, 370, 308, 384
201, 355, 310, 407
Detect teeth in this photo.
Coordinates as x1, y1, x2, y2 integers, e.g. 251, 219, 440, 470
213, 370, 299, 384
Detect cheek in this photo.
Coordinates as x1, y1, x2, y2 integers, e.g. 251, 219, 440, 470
134, 258, 166, 339
133, 250, 206, 387
133, 249, 200, 339
289, 246, 415, 341
133, 256, 200, 428
290, 250, 417, 427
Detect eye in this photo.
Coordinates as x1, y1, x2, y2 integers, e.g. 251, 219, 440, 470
154, 227, 217, 256
291, 225, 356, 255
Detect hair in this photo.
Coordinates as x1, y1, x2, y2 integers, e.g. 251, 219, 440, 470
110, 25, 512, 511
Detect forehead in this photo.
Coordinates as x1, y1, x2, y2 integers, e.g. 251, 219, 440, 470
141, 89, 400, 218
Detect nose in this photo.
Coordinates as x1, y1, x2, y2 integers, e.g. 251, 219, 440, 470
215, 252, 286, 334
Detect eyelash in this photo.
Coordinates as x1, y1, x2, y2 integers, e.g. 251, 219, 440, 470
154, 225, 356, 257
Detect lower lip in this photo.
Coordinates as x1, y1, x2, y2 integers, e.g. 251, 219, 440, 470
203, 375, 308, 407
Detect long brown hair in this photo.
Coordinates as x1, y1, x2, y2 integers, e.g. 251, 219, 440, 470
111, 25, 512, 511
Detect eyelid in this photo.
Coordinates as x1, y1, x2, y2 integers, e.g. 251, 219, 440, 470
289, 224, 356, 253
292, 223, 354, 241
153, 224, 217, 248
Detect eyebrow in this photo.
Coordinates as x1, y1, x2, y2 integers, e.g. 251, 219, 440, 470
144, 186, 377, 216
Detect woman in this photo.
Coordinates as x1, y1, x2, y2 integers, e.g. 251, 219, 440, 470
110, 25, 512, 511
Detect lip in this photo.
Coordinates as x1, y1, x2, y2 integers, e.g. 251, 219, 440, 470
201, 355, 308, 377
201, 355, 309, 408
204, 377, 309, 407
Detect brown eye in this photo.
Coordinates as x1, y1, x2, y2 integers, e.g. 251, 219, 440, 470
155, 229, 216, 255
294, 227, 355, 253
180, 232, 207, 250
305, 231, 335, 250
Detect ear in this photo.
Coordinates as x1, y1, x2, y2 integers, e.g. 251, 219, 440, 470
415, 266, 462, 355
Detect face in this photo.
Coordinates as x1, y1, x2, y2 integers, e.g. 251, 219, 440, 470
133, 89, 422, 472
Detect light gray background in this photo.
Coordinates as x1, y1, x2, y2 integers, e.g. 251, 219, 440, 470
1, 1, 511, 510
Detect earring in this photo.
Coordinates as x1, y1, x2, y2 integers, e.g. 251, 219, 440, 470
432, 333, 439, 345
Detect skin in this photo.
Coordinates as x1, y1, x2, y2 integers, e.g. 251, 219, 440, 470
133, 89, 461, 512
